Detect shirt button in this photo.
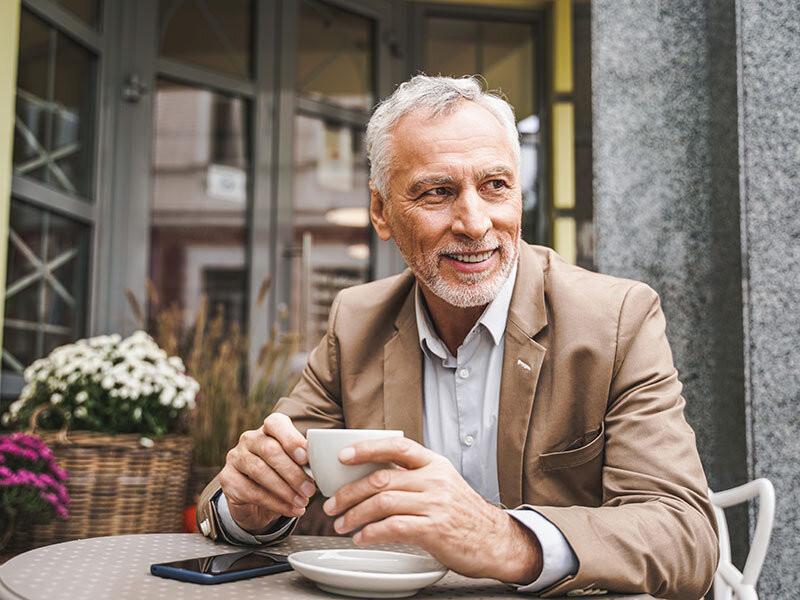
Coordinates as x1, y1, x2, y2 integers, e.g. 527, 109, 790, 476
463, 435, 474, 447
458, 368, 470, 379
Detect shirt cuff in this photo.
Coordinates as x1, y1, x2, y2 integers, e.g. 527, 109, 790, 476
215, 492, 296, 545
507, 508, 578, 592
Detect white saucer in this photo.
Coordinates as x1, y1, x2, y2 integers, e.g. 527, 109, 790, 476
287, 549, 448, 598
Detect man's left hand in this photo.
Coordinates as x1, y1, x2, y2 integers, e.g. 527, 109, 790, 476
322, 436, 543, 584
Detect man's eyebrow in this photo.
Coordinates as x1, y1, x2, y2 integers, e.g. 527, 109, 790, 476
475, 165, 515, 180
407, 175, 457, 196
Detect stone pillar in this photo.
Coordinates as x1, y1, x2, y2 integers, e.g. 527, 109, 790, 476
593, 0, 800, 594
591, 0, 750, 572
734, 1, 800, 596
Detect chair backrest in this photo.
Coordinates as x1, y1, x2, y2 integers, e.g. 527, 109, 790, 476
709, 478, 775, 600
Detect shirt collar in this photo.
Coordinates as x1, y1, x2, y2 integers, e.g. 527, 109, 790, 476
414, 260, 519, 358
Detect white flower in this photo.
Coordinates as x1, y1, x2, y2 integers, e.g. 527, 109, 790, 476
139, 437, 154, 448
50, 393, 63, 405
159, 386, 176, 406
133, 407, 142, 421
75, 390, 89, 404
101, 376, 114, 390
74, 406, 88, 419
1, 413, 10, 426
9, 399, 25, 416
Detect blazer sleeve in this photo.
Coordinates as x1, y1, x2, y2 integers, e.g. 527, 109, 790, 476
529, 283, 719, 600
196, 292, 346, 543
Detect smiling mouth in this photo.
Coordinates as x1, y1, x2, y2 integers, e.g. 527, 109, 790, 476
443, 250, 496, 263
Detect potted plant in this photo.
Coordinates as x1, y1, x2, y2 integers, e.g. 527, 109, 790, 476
0, 433, 70, 552
0, 331, 199, 550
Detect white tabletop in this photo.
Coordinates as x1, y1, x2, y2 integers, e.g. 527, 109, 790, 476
0, 534, 654, 599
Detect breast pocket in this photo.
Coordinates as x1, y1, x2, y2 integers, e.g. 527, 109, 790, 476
535, 423, 605, 506
539, 422, 605, 471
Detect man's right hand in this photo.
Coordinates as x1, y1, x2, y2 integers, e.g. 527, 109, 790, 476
218, 413, 316, 533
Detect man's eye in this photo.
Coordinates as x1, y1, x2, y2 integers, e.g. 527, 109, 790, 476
486, 180, 507, 190
424, 187, 450, 197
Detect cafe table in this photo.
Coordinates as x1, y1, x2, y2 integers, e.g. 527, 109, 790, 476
0, 534, 655, 599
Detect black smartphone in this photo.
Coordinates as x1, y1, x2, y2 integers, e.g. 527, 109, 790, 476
150, 549, 292, 584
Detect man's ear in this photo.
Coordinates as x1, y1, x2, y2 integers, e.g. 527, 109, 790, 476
370, 185, 393, 241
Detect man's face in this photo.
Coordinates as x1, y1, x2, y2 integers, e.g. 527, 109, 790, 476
371, 101, 522, 308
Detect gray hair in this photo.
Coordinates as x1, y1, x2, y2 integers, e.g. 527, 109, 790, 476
365, 74, 520, 199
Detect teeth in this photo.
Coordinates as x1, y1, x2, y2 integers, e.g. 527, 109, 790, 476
449, 250, 494, 263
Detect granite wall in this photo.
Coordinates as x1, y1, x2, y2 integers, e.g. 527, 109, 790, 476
735, 1, 800, 596
593, 0, 800, 594
591, 0, 750, 567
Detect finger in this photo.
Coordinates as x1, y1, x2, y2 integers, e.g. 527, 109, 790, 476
339, 436, 433, 470
333, 490, 425, 534
353, 515, 431, 546
324, 467, 425, 516
262, 413, 308, 464
247, 434, 316, 498
219, 464, 306, 518
230, 447, 309, 510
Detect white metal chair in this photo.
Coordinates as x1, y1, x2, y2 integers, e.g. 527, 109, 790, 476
709, 478, 775, 600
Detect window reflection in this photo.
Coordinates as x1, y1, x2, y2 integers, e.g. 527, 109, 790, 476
13, 10, 96, 200
159, 0, 253, 79
2, 199, 90, 383
291, 115, 370, 348
297, 0, 374, 110
149, 80, 251, 332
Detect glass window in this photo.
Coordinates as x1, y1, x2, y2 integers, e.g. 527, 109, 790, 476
13, 10, 97, 200
149, 79, 251, 333
425, 18, 536, 117
53, 0, 103, 28
158, 0, 253, 80
2, 199, 90, 385
297, 0, 374, 110
291, 114, 371, 348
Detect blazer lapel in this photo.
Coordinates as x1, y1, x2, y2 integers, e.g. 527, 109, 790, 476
497, 245, 548, 509
383, 286, 424, 444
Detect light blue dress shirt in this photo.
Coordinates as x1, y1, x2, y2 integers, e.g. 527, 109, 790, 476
218, 261, 577, 591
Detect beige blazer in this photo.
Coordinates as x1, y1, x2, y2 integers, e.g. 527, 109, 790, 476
198, 243, 718, 599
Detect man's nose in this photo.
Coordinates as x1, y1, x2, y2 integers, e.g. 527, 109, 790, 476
451, 188, 492, 240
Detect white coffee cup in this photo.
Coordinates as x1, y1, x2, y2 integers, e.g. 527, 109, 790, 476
304, 429, 404, 497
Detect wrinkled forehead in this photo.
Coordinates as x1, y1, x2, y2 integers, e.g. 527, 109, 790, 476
389, 103, 518, 183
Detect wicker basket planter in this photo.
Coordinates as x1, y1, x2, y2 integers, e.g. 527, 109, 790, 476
10, 429, 192, 553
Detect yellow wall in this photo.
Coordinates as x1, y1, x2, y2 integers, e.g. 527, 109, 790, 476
0, 0, 21, 387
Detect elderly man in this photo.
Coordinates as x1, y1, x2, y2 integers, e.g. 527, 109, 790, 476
197, 75, 718, 598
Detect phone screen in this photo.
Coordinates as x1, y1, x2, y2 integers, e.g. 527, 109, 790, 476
159, 550, 288, 575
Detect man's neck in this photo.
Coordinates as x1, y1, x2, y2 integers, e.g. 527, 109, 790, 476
419, 285, 486, 357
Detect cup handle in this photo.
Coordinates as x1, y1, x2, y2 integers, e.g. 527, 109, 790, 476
302, 465, 315, 480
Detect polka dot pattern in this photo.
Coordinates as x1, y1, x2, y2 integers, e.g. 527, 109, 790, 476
0, 534, 650, 599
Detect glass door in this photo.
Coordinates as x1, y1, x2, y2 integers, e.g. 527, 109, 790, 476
110, 0, 277, 370
275, 0, 393, 353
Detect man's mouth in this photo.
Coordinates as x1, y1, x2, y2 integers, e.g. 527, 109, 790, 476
443, 250, 496, 264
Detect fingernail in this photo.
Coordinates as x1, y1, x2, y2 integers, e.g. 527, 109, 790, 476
353, 531, 362, 543
293, 447, 307, 463
323, 497, 337, 514
339, 447, 354, 462
293, 495, 307, 508
301, 481, 316, 497
334, 517, 344, 532
292, 506, 306, 517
